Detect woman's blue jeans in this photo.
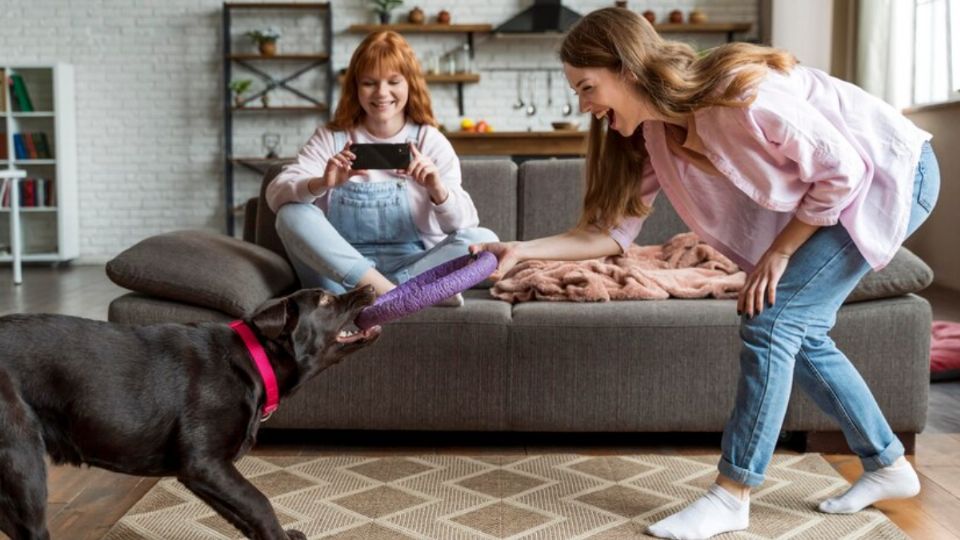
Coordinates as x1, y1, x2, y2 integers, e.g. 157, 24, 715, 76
720, 142, 940, 487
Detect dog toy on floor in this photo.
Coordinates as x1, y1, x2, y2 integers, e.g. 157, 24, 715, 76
354, 251, 497, 329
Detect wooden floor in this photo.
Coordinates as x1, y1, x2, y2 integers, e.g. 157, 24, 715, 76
1, 266, 958, 539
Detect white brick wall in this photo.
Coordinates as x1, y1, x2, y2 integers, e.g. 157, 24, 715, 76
0, 0, 756, 262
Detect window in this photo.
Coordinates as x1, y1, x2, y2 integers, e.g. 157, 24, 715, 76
913, 0, 960, 104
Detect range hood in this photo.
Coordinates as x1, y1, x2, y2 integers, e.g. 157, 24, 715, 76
494, 0, 582, 34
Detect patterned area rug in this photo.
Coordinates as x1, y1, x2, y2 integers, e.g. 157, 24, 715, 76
105, 454, 907, 539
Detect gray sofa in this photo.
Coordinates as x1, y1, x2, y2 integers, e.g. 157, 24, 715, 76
107, 159, 934, 450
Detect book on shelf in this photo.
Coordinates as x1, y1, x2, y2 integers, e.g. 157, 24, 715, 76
9, 74, 34, 112
0, 70, 5, 113
0, 178, 9, 207
0, 135, 6, 160
22, 132, 38, 159
0, 177, 54, 208
12, 134, 26, 159
34, 133, 51, 158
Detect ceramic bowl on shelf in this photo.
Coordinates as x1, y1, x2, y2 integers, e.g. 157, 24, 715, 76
551, 121, 579, 131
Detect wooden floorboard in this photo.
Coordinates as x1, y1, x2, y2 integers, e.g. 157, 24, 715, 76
0, 265, 957, 539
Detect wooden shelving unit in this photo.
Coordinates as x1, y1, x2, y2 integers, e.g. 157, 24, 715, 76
222, 2, 333, 236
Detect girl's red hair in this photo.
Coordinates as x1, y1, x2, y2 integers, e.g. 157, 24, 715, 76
329, 31, 436, 130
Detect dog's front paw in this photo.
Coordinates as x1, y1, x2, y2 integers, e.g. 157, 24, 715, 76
286, 530, 307, 540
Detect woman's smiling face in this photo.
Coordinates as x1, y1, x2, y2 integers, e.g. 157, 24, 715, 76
563, 63, 659, 136
357, 69, 409, 123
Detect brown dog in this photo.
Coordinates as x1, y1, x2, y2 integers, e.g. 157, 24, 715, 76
0, 286, 381, 540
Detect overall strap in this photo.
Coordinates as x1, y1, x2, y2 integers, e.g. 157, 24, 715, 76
332, 130, 348, 150
404, 123, 425, 148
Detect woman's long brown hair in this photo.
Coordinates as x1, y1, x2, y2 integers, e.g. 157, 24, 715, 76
560, 8, 796, 231
329, 31, 437, 130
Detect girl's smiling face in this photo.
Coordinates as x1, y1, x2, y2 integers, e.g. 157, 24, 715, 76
563, 63, 660, 136
357, 69, 409, 123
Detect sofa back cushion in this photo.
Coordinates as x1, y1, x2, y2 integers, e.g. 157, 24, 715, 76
518, 159, 688, 245
460, 159, 518, 242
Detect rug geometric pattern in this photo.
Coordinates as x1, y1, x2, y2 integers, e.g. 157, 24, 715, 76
104, 453, 908, 539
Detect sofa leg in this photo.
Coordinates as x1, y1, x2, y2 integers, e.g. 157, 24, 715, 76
802, 431, 916, 455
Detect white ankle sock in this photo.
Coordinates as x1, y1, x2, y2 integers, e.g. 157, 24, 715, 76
818, 458, 920, 514
647, 484, 749, 539
433, 292, 464, 307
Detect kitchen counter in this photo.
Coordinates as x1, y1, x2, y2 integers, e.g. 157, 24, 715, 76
446, 130, 587, 157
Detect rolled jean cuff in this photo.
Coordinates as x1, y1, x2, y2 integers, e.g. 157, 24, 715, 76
861, 437, 905, 472
718, 457, 766, 488
342, 259, 374, 290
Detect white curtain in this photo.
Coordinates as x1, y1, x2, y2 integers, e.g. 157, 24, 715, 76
857, 0, 915, 108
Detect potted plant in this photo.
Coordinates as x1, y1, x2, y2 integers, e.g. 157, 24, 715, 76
228, 79, 253, 107
371, 0, 403, 24
246, 28, 280, 56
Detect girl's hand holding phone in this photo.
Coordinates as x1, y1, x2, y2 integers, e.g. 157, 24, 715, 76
310, 141, 368, 195
404, 143, 447, 204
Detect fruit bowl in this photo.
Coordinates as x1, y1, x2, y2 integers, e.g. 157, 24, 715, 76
551, 121, 579, 131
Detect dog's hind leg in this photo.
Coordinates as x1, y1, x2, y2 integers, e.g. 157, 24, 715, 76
178, 459, 304, 540
0, 371, 51, 540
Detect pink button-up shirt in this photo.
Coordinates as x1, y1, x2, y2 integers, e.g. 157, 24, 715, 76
610, 65, 932, 271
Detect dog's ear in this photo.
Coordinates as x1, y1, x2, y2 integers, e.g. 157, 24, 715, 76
250, 296, 299, 340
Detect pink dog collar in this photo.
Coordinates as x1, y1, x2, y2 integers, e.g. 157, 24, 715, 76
229, 320, 279, 421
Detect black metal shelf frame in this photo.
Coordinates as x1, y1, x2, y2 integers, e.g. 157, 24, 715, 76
222, 2, 333, 236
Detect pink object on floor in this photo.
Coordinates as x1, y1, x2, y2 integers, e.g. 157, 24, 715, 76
931, 320, 960, 381
490, 232, 746, 303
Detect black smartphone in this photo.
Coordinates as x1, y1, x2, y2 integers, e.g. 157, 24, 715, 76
350, 143, 411, 170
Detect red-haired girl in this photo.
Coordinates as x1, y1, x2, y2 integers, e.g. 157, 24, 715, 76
268, 31, 496, 305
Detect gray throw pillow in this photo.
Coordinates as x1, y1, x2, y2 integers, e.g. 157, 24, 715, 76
106, 230, 297, 318
846, 247, 934, 303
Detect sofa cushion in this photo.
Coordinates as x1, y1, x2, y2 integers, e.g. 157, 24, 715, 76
461, 159, 518, 242
106, 230, 297, 318
847, 247, 934, 303
108, 292, 234, 324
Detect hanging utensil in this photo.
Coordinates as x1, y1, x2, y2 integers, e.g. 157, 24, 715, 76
513, 72, 525, 110
525, 73, 537, 116
547, 71, 553, 109
562, 72, 574, 116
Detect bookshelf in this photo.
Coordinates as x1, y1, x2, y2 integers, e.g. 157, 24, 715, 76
0, 64, 78, 271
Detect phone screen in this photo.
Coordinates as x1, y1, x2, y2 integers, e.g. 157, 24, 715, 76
350, 143, 412, 170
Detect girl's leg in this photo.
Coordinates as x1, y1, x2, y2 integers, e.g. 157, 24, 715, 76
387, 228, 500, 305
275, 203, 387, 294
402, 227, 500, 280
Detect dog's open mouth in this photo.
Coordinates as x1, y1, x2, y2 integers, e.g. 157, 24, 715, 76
336, 325, 381, 344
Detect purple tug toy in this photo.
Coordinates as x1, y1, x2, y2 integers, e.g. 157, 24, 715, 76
354, 251, 498, 330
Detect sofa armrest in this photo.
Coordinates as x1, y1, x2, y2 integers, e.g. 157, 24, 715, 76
106, 230, 297, 318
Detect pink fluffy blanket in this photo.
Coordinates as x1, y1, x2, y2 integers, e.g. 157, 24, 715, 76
491, 232, 746, 303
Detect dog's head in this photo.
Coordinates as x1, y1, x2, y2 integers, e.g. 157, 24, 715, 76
248, 286, 382, 384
